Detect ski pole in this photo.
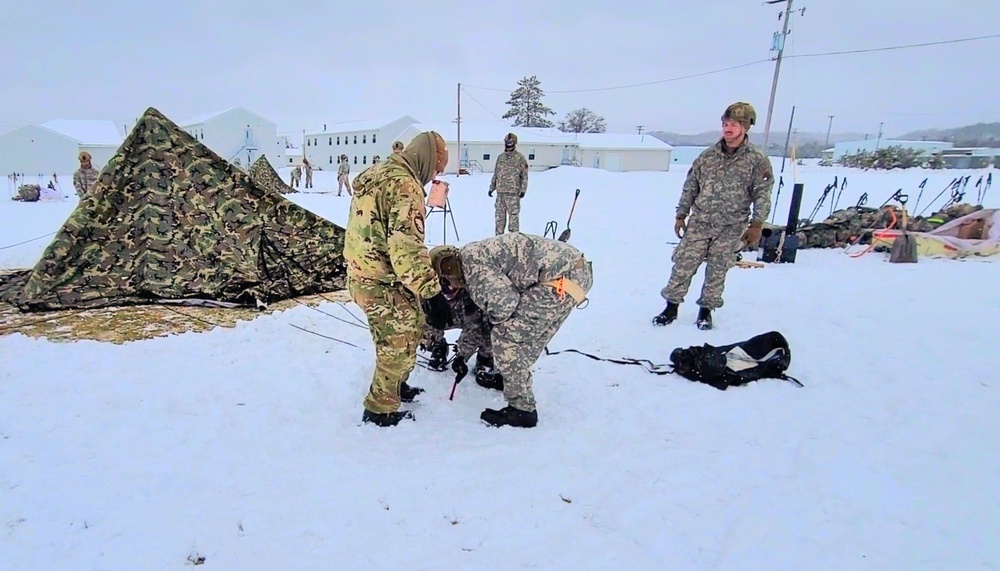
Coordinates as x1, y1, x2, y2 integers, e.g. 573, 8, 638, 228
913, 178, 928, 214
917, 177, 958, 217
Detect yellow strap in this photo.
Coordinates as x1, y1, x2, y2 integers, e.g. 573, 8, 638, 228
541, 276, 587, 305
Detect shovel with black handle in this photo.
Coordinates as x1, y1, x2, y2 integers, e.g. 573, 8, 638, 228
557, 189, 580, 242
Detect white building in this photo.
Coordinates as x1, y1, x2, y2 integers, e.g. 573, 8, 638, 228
573, 133, 672, 172
396, 122, 580, 175
178, 107, 284, 170
283, 146, 303, 167
302, 115, 417, 171
0, 119, 123, 177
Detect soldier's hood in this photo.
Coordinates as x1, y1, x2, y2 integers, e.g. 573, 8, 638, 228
389, 132, 440, 186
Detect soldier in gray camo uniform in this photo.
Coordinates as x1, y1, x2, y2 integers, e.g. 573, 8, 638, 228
488, 133, 529, 235
424, 233, 592, 428
73, 151, 100, 198
419, 245, 497, 386
653, 102, 774, 330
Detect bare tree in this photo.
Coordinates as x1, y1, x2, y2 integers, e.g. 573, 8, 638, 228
502, 75, 556, 128
558, 108, 606, 133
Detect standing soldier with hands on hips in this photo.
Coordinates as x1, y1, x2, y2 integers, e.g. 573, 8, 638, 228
489, 132, 529, 235
653, 102, 774, 330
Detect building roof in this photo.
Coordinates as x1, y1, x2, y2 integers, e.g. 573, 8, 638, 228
179, 106, 277, 127
570, 132, 673, 150
40, 119, 123, 146
305, 115, 418, 135
416, 122, 579, 145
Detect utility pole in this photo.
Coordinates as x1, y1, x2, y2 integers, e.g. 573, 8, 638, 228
636, 125, 644, 135
762, 0, 804, 156
457, 83, 462, 175
825, 115, 835, 147
875, 121, 884, 150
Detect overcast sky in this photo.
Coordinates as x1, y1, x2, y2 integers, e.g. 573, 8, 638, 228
2, 0, 998, 139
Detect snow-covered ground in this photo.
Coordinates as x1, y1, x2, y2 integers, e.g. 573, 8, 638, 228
1, 161, 998, 570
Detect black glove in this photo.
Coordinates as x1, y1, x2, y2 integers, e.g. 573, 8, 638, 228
519, 192, 525, 198
488, 189, 495, 197
421, 292, 450, 330
452, 355, 469, 377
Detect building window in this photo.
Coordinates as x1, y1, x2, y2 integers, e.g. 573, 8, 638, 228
353, 135, 357, 144
363, 135, 367, 144
483, 153, 490, 161
289, 158, 293, 164
528, 148, 536, 160
307, 139, 310, 146
363, 156, 367, 164
329, 156, 333, 164
329, 137, 332, 146
337, 136, 340, 145
313, 138, 317, 146
353, 156, 357, 164
372, 133, 377, 144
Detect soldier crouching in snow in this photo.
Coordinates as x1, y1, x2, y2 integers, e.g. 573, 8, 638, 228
419, 245, 497, 388
422, 232, 593, 428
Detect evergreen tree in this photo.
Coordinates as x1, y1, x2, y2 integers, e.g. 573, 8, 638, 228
502, 75, 556, 128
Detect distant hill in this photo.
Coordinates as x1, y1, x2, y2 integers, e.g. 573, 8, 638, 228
650, 130, 868, 158
896, 122, 1000, 148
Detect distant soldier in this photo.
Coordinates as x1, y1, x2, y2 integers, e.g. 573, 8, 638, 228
337, 154, 351, 196
303, 158, 314, 189
653, 102, 774, 330
488, 133, 529, 235
72, 151, 100, 198
344, 131, 450, 427
392, 140, 404, 155
419, 245, 497, 387
422, 233, 593, 428
290, 165, 302, 188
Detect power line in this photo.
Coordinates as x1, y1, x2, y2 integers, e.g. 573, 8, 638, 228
461, 33, 1000, 95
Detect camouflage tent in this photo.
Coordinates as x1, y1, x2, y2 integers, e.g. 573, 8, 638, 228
0, 107, 346, 312
249, 155, 298, 194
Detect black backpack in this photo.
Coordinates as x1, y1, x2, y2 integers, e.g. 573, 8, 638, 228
669, 331, 801, 390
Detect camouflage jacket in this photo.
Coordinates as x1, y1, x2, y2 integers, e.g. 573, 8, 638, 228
338, 161, 349, 176
459, 232, 586, 324
677, 138, 774, 228
73, 167, 100, 198
304, 163, 313, 175
291, 166, 302, 178
489, 150, 529, 195
343, 159, 441, 299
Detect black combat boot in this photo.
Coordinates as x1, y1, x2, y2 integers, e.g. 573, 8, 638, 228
475, 354, 494, 374
426, 341, 449, 371
696, 307, 713, 330
399, 381, 424, 403
362, 409, 414, 427
476, 371, 504, 391
652, 302, 680, 326
480, 405, 537, 428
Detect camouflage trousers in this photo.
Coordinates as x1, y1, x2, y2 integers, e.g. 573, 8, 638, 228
347, 276, 424, 414
662, 223, 744, 310
495, 194, 521, 235
305, 173, 313, 188
338, 174, 352, 195
421, 311, 493, 361
493, 261, 593, 412
290, 175, 300, 188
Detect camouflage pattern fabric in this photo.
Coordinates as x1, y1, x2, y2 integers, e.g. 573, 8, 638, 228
13, 184, 40, 202
338, 161, 350, 176
348, 276, 423, 414
661, 223, 744, 309
73, 166, 99, 198
0, 107, 347, 312
789, 203, 984, 249
495, 194, 521, 235
420, 291, 493, 361
677, 138, 774, 226
458, 232, 592, 412
249, 155, 298, 194
489, 149, 528, 196
343, 133, 443, 301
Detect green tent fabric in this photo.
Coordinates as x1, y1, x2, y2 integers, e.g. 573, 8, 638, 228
0, 107, 346, 311
249, 155, 298, 195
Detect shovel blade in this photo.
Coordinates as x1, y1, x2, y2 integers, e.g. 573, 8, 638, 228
557, 228, 571, 242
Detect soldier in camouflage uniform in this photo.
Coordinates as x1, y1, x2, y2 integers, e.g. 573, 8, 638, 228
303, 158, 314, 189
290, 165, 302, 188
337, 154, 351, 196
488, 133, 529, 235
425, 233, 593, 428
12, 184, 41, 202
419, 245, 496, 385
392, 141, 404, 155
654, 102, 774, 330
344, 131, 451, 427
72, 151, 100, 198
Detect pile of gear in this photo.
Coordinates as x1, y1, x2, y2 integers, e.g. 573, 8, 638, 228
12, 184, 41, 202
